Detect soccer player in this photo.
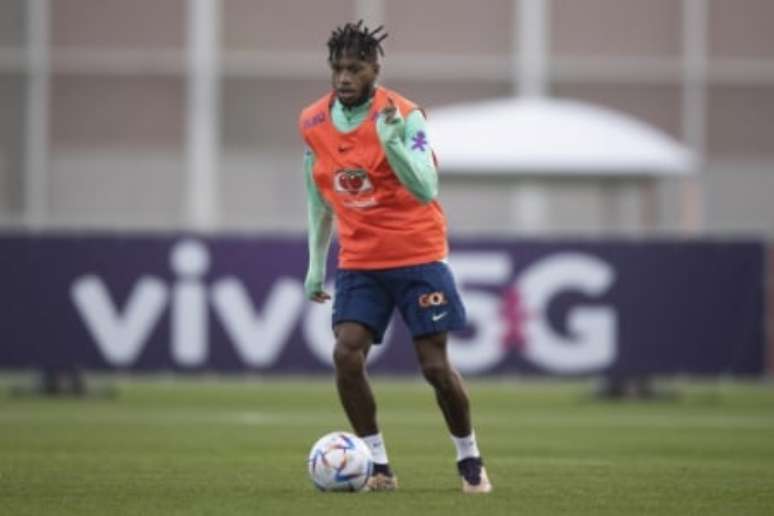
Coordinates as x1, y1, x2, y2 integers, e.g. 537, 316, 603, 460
299, 21, 492, 494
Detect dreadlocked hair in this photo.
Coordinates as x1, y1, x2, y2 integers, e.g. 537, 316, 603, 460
327, 20, 388, 63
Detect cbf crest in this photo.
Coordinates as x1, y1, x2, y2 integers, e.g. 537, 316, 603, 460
334, 168, 373, 196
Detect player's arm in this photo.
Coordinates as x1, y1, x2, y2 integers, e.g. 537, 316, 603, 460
304, 148, 334, 303
376, 99, 438, 204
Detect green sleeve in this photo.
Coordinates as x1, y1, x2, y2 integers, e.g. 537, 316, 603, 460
376, 109, 439, 204
303, 148, 334, 298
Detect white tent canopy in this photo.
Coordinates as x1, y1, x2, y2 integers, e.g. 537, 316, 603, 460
427, 98, 695, 176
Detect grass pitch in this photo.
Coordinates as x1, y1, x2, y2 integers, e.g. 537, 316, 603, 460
1, 377, 773, 515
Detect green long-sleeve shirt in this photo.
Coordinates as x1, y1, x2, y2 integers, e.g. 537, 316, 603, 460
303, 94, 439, 298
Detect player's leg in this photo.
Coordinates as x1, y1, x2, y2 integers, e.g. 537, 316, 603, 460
413, 333, 492, 494
333, 322, 378, 436
393, 261, 472, 437
331, 270, 398, 490
391, 261, 491, 493
413, 332, 470, 436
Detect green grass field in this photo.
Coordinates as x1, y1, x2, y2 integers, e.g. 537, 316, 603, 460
1, 377, 773, 515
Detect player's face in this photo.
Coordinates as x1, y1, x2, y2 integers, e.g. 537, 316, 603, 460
330, 54, 379, 107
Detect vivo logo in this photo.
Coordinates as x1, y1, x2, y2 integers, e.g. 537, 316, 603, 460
70, 239, 304, 368
69, 240, 617, 375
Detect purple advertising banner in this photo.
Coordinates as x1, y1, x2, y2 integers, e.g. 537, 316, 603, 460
0, 233, 765, 376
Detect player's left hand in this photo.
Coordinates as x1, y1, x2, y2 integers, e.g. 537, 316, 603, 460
381, 97, 398, 123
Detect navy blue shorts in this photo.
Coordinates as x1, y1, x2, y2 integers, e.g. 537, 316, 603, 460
332, 261, 467, 343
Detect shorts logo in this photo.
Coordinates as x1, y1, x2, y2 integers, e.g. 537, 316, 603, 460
334, 168, 373, 196
431, 311, 448, 322
419, 291, 447, 308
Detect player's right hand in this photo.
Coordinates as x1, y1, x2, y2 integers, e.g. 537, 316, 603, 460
304, 275, 329, 302
310, 291, 332, 303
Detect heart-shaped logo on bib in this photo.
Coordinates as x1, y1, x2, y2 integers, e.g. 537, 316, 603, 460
334, 168, 373, 195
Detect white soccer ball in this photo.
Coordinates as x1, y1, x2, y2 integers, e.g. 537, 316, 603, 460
307, 431, 373, 492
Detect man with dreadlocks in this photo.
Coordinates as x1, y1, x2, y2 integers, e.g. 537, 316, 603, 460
299, 21, 492, 494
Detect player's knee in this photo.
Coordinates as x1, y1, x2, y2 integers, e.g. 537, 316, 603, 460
333, 330, 369, 374
420, 360, 453, 391
333, 343, 362, 373
334, 323, 372, 349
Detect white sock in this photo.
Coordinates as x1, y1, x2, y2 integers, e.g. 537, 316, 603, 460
451, 432, 481, 461
362, 433, 390, 464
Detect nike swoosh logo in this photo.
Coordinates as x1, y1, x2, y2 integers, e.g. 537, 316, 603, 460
432, 312, 448, 322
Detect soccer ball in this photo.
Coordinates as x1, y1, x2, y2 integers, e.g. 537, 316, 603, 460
307, 431, 373, 492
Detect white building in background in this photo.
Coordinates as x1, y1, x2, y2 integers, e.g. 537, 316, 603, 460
429, 97, 694, 233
